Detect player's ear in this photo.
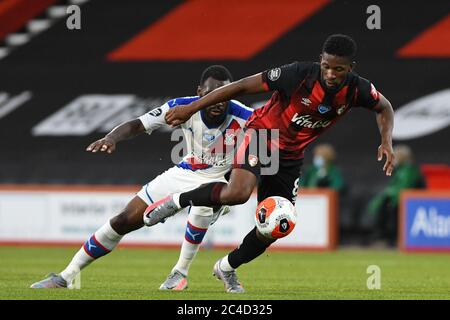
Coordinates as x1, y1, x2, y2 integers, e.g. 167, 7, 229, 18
349, 61, 356, 71
319, 54, 323, 63
197, 85, 204, 96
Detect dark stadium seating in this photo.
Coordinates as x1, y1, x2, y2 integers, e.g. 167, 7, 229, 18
1, 0, 448, 244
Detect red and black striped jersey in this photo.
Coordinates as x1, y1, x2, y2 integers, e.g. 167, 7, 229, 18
246, 61, 380, 160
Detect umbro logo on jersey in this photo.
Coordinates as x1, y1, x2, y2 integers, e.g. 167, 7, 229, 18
301, 98, 312, 106
318, 104, 331, 114
149, 107, 162, 117
267, 68, 281, 81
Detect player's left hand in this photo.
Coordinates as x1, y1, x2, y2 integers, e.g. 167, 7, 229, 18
165, 104, 195, 127
377, 143, 394, 176
86, 136, 116, 154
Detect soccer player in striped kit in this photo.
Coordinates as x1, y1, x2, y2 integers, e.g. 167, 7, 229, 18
146, 34, 395, 293
30, 65, 253, 290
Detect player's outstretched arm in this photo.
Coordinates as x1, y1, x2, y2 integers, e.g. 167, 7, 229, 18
165, 73, 265, 126
372, 93, 395, 176
86, 119, 145, 154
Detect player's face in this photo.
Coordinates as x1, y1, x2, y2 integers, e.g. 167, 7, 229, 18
320, 53, 354, 89
198, 77, 231, 119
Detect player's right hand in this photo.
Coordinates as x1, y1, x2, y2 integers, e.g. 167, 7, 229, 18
165, 104, 195, 127
86, 137, 116, 154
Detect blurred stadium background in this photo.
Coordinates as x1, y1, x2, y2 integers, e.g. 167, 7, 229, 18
0, 0, 449, 299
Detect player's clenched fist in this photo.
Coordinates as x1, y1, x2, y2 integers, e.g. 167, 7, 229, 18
165, 104, 195, 127
86, 137, 116, 154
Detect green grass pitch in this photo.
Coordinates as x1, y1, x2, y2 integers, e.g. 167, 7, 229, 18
1, 246, 450, 300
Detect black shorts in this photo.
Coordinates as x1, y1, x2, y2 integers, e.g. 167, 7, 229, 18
233, 129, 303, 205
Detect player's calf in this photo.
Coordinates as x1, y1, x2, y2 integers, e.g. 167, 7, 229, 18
110, 196, 148, 234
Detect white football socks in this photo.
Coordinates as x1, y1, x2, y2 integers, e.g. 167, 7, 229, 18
219, 255, 235, 272
173, 213, 211, 276
172, 193, 182, 208
60, 220, 122, 283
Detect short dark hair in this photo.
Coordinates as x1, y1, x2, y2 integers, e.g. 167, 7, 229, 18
322, 34, 357, 60
200, 65, 233, 85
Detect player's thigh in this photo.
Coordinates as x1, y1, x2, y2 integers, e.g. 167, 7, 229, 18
137, 167, 207, 205
257, 162, 303, 205
136, 170, 175, 205
221, 168, 257, 203
226, 128, 266, 203
110, 196, 148, 234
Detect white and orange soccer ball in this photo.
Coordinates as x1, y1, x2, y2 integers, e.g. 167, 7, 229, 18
254, 196, 297, 239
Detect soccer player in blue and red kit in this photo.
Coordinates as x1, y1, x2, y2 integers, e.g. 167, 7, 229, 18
30, 65, 253, 290
145, 34, 395, 293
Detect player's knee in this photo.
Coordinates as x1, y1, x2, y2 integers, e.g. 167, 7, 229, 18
110, 209, 141, 234
223, 185, 252, 205
234, 191, 251, 205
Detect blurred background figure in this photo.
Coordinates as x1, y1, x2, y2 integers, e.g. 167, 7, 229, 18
300, 144, 345, 194
365, 144, 426, 247
300, 143, 354, 242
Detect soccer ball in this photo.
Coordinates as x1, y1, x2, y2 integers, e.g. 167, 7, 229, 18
254, 196, 297, 239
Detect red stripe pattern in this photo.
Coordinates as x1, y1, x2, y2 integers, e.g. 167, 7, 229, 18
108, 0, 330, 61
83, 234, 111, 259
184, 221, 207, 244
